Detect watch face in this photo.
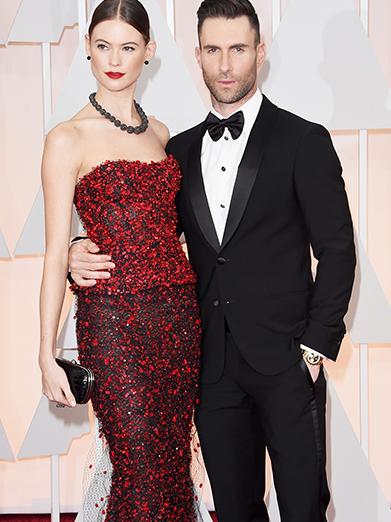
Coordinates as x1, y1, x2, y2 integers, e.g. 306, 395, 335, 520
306, 352, 322, 365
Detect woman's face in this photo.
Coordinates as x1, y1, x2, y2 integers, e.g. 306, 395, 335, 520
86, 19, 155, 92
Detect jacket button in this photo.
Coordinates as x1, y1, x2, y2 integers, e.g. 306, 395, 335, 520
217, 257, 227, 264
213, 299, 220, 307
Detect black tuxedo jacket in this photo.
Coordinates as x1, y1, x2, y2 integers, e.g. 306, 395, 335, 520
166, 96, 356, 383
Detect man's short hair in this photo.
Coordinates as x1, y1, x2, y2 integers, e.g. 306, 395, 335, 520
197, 0, 261, 44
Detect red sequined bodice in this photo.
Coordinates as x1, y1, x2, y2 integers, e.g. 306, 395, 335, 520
72, 155, 196, 294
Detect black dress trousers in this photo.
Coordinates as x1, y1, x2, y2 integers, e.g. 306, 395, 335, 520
195, 332, 330, 522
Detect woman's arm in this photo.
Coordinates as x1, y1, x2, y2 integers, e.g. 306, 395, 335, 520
38, 123, 81, 407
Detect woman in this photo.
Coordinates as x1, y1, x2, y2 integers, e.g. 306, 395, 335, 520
38, 0, 202, 519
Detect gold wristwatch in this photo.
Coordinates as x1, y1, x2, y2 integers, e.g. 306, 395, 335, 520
301, 348, 323, 366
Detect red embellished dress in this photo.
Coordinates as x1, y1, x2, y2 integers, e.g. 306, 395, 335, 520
71, 155, 202, 521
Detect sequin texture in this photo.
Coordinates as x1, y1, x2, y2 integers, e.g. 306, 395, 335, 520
71, 156, 196, 295
72, 157, 202, 520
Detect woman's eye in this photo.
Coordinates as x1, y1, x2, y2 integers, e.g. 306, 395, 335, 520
123, 46, 135, 52
97, 44, 108, 50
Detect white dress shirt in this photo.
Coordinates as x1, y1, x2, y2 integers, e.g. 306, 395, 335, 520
200, 89, 326, 361
201, 89, 263, 244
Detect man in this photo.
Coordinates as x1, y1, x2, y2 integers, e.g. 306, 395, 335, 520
69, 1, 356, 520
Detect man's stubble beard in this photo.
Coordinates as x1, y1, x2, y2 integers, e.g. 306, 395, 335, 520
202, 66, 257, 105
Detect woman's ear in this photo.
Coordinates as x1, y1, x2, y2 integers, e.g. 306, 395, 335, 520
85, 34, 91, 58
145, 40, 157, 62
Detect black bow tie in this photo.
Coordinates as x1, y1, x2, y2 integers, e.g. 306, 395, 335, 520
205, 110, 245, 142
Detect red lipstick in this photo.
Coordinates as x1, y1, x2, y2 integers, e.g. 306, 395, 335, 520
105, 72, 125, 79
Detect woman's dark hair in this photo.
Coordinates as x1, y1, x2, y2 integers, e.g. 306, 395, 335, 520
89, 0, 150, 44
197, 0, 260, 44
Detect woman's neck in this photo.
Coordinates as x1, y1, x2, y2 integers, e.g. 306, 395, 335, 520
94, 86, 139, 125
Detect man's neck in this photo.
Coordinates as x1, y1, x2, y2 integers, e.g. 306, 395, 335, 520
211, 85, 258, 118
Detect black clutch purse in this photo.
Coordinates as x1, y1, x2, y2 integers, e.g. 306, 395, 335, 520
55, 358, 95, 404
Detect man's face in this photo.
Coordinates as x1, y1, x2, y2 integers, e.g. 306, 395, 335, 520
196, 16, 265, 105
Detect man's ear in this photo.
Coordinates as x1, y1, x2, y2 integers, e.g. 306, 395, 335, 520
256, 41, 266, 70
195, 46, 202, 69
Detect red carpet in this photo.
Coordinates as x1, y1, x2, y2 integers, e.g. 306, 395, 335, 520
0, 515, 218, 521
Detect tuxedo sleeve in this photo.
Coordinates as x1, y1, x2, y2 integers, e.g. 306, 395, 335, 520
294, 124, 356, 360
165, 138, 174, 156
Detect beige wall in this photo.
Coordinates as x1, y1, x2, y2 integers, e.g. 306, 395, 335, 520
0, 0, 390, 512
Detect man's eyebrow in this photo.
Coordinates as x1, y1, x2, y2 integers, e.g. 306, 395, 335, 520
202, 43, 249, 49
229, 43, 249, 48
94, 38, 139, 46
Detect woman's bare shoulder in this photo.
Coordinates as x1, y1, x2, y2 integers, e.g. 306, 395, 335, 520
45, 120, 80, 150
43, 119, 85, 175
45, 103, 97, 151
149, 116, 170, 147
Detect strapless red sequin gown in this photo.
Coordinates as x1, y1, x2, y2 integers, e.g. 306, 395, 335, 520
71, 155, 202, 521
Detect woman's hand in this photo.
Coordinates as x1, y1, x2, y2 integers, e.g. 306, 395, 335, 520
40, 358, 76, 408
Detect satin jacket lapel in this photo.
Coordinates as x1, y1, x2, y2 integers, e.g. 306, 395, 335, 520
187, 122, 221, 252
221, 96, 278, 249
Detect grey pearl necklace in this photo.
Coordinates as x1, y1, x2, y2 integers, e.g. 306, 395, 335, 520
89, 92, 149, 134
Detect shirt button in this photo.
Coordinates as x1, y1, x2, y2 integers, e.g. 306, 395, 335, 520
220, 204, 225, 208
213, 299, 220, 307
224, 136, 229, 141
221, 166, 226, 172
